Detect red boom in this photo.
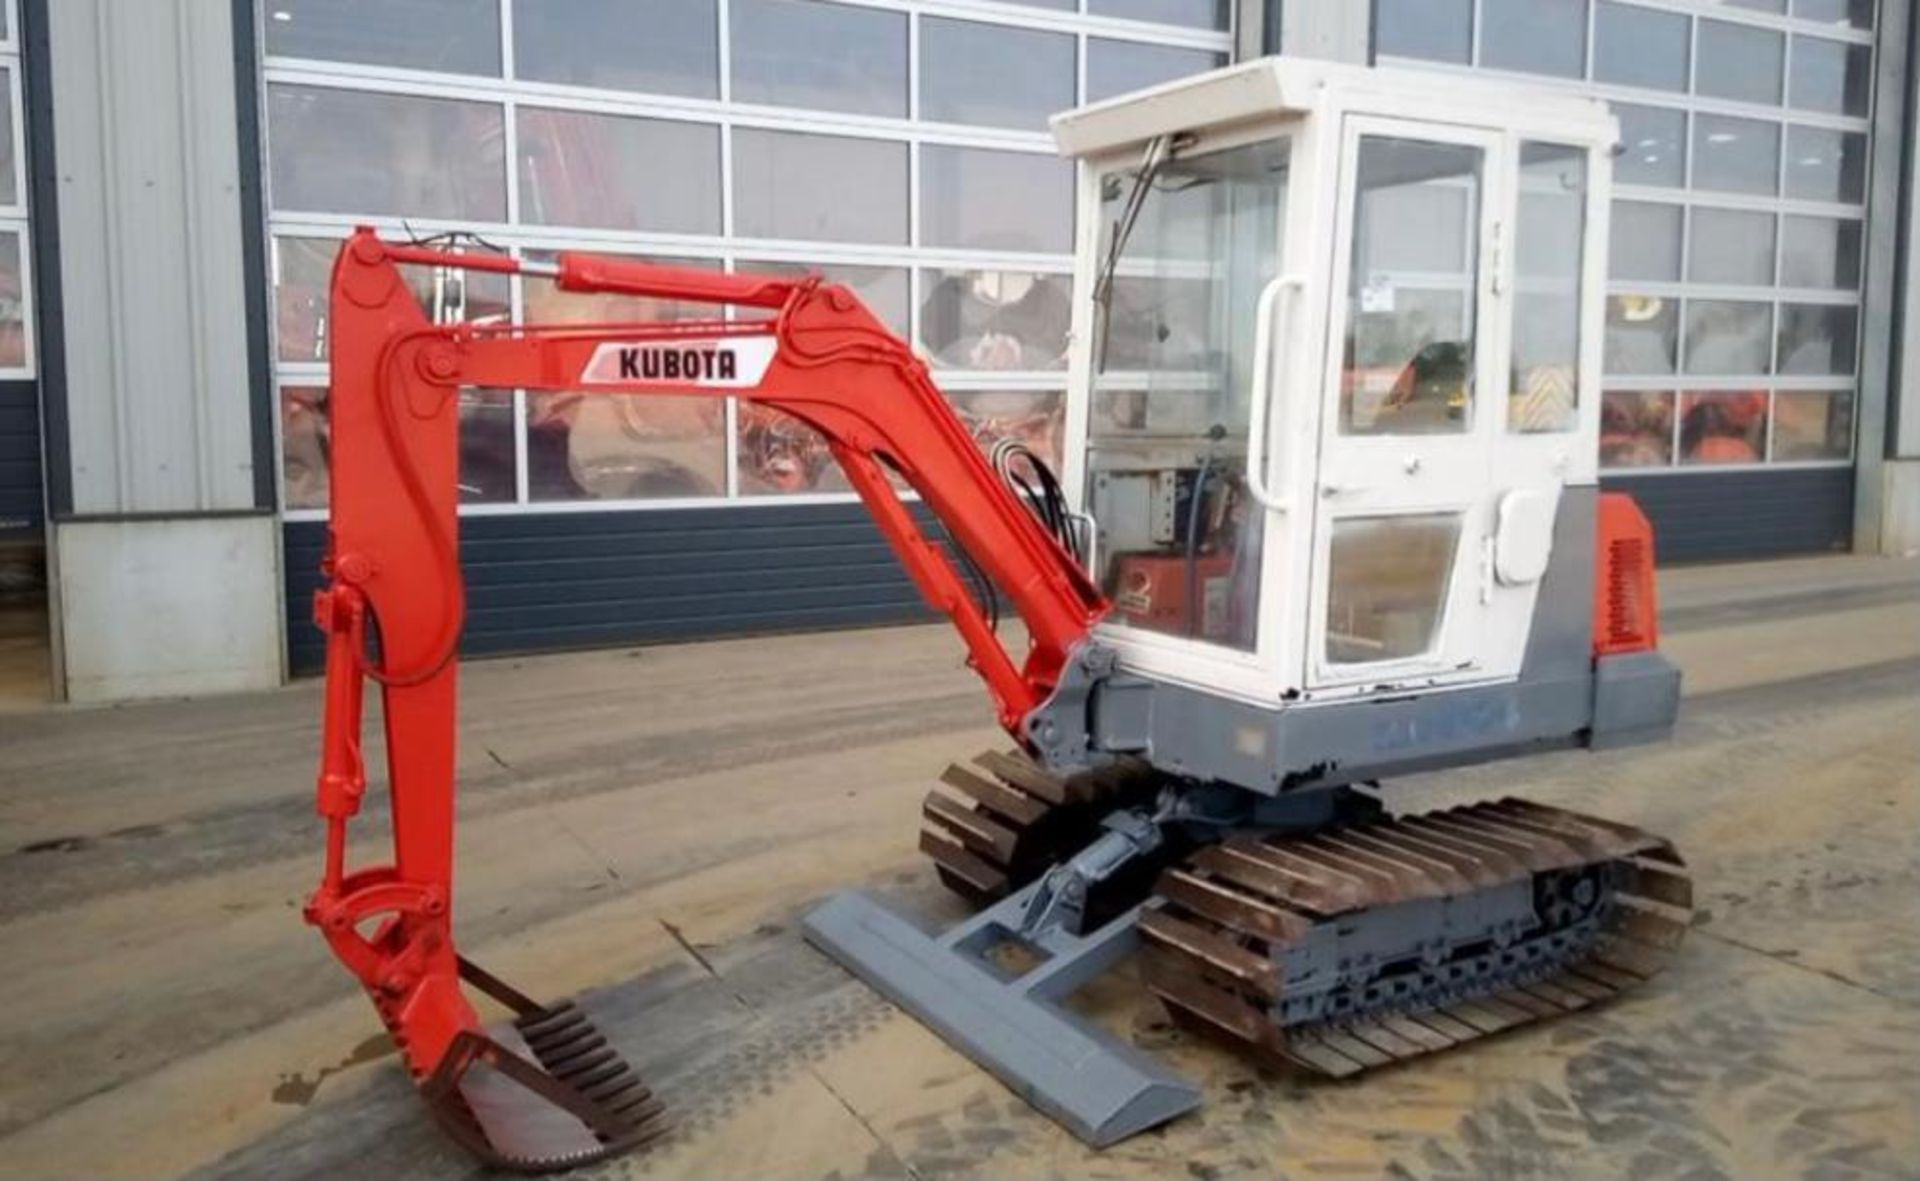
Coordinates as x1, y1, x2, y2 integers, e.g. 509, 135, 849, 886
303, 229, 1108, 1158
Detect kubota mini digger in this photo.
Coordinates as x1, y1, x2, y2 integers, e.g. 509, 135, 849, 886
303, 58, 1691, 1172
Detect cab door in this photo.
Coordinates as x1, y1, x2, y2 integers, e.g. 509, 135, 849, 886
1305, 118, 1507, 691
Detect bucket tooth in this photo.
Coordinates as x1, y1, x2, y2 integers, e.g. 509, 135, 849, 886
412, 959, 671, 1174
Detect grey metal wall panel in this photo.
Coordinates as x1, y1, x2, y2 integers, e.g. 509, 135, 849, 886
283, 503, 950, 673
1604, 469, 1855, 563
0, 381, 40, 533
45, 0, 257, 514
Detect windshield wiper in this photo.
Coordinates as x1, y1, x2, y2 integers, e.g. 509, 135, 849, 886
1092, 134, 1175, 373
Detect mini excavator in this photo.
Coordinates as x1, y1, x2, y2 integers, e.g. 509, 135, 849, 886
303, 59, 1691, 1172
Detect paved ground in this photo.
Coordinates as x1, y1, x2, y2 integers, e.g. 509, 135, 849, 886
0, 555, 1915, 1181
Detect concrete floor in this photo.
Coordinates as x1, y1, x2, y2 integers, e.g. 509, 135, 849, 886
0, 555, 1915, 1181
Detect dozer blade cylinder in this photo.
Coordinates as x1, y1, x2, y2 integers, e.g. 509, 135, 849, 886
803, 890, 1201, 1146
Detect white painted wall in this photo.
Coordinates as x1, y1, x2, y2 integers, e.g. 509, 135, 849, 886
55, 517, 281, 702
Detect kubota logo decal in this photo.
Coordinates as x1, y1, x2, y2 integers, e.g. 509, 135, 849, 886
580, 337, 777, 387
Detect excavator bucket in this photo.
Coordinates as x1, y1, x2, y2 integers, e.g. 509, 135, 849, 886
412, 960, 669, 1173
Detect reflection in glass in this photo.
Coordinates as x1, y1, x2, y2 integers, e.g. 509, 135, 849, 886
1772, 391, 1854, 460
1343, 137, 1481, 436
1792, 0, 1873, 29
1695, 20, 1785, 105
1088, 0, 1229, 29
1374, 0, 1472, 64
1609, 201, 1683, 281
1511, 143, 1586, 433
738, 260, 909, 335
1086, 39, 1224, 104
1481, 0, 1586, 79
1685, 300, 1773, 375
1790, 37, 1872, 116
920, 18, 1074, 130
1777, 303, 1858, 374
515, 0, 718, 98
1785, 126, 1868, 204
1594, 2, 1690, 92
1693, 115, 1781, 196
279, 385, 517, 509
266, 0, 500, 75
734, 129, 908, 244
518, 109, 719, 234
1087, 138, 1289, 653
946, 391, 1066, 473
273, 236, 510, 363
1600, 391, 1676, 468
921, 270, 1071, 371
524, 254, 728, 502
267, 85, 505, 220
1605, 295, 1679, 375
731, 0, 905, 117
0, 68, 15, 207
0, 232, 28, 369
1614, 104, 1687, 188
1326, 514, 1461, 664
1679, 391, 1768, 464
920, 147, 1074, 254
1780, 216, 1863, 288
1688, 208, 1776, 286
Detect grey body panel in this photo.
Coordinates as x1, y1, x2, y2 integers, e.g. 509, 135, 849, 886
1028, 487, 1682, 795
802, 887, 1201, 1146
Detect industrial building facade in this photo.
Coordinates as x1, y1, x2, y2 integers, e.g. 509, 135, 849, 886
4, 0, 1917, 702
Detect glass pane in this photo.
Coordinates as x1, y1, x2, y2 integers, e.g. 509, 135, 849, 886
1326, 514, 1461, 664
1784, 126, 1867, 203
0, 232, 24, 369
946, 390, 1066, 472
1792, 0, 1873, 28
1679, 390, 1768, 463
1704, 0, 1783, 12
1697, 20, 1785, 105
1780, 216, 1862, 288
267, 85, 505, 220
524, 254, 727, 502
265, 0, 499, 75
514, 0, 717, 99
1088, 138, 1290, 654
518, 109, 720, 234
1086, 40, 1224, 104
734, 129, 907, 244
1593, 2, 1689, 91
921, 147, 1074, 254
1772, 391, 1853, 459
1685, 300, 1773, 374
1693, 115, 1781, 195
1777, 303, 1858, 374
1601, 390, 1676, 467
1002, 0, 1075, 8
273, 236, 510, 363
737, 260, 908, 336
1510, 143, 1586, 433
1087, 0, 1229, 29
921, 18, 1074, 130
279, 385, 517, 509
1374, 0, 1473, 64
921, 270, 1070, 370
1688, 208, 1776, 285
731, 0, 905, 117
0, 68, 15, 206
1343, 137, 1480, 436
1605, 295, 1679, 374
1481, 0, 1587, 79
1614, 104, 1687, 187
1609, 201, 1683, 281
1790, 37, 1872, 116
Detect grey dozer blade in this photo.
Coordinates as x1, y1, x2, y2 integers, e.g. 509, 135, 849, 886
802, 883, 1201, 1146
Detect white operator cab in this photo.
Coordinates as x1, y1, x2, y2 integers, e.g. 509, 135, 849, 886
1053, 57, 1616, 711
